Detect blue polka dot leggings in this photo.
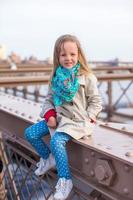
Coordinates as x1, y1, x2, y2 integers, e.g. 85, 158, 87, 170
24, 120, 72, 179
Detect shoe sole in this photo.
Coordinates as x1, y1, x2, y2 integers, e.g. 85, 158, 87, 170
54, 186, 73, 200
35, 165, 56, 176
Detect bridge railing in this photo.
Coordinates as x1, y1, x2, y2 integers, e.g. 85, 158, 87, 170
0, 73, 133, 122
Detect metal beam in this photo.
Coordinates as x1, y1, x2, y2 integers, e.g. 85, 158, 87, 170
0, 74, 133, 87
0, 93, 133, 200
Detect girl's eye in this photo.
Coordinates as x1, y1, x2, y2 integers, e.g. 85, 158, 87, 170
71, 53, 75, 56
61, 54, 65, 56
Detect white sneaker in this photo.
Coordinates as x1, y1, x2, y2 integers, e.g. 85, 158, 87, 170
35, 154, 56, 176
54, 178, 73, 200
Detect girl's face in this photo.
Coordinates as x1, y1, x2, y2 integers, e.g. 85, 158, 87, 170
59, 41, 78, 68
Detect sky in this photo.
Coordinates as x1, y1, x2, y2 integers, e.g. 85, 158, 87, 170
0, 0, 133, 61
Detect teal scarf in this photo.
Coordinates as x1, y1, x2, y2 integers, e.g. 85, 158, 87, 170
51, 63, 80, 106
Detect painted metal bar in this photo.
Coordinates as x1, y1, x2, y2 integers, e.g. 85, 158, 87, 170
0, 73, 133, 87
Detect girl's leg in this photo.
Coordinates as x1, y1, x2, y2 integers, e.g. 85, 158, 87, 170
50, 132, 72, 179
24, 120, 50, 159
50, 132, 73, 200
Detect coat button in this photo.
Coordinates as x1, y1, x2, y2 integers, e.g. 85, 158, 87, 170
70, 102, 73, 106
71, 114, 76, 120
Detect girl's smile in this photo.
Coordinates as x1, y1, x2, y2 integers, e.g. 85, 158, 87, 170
59, 41, 78, 69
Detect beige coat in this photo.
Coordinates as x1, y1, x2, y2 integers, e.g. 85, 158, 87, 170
40, 73, 102, 140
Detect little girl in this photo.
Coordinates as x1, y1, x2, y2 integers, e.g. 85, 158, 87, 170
25, 34, 102, 200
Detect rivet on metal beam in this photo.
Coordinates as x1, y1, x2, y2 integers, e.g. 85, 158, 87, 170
91, 151, 95, 157
90, 170, 95, 177
125, 152, 133, 157
83, 136, 89, 140
124, 165, 130, 172
97, 143, 102, 146
84, 158, 90, 164
11, 134, 15, 137
15, 110, 19, 114
105, 122, 108, 126
21, 113, 26, 116
28, 116, 33, 119
122, 126, 126, 131
106, 146, 112, 150
123, 188, 129, 195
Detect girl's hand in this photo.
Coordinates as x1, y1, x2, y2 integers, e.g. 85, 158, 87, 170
47, 116, 57, 128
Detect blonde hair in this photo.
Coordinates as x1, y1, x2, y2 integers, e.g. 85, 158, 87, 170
50, 34, 91, 81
